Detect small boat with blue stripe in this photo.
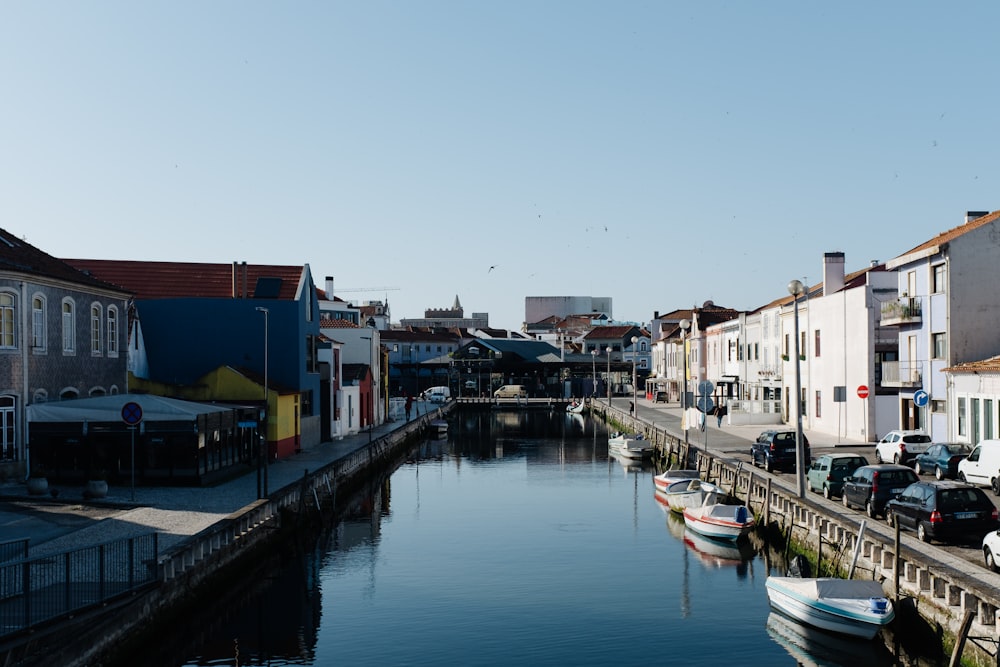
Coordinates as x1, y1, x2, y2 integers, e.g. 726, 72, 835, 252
681, 494, 754, 542
765, 576, 895, 639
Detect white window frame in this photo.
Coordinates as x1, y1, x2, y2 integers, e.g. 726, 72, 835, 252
32, 294, 46, 352
107, 305, 118, 357
0, 292, 15, 349
90, 303, 103, 356
62, 298, 76, 354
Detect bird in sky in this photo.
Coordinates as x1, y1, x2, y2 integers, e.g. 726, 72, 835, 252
488, 265, 497, 273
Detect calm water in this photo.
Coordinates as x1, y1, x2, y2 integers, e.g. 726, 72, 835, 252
169, 411, 945, 667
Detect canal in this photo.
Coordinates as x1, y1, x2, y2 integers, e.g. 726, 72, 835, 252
156, 410, 946, 666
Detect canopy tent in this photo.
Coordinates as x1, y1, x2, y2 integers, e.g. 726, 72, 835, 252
28, 393, 234, 424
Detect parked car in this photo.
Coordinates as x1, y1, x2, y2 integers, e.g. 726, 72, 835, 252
885, 480, 998, 544
421, 386, 452, 403
913, 443, 972, 480
842, 464, 919, 518
750, 430, 810, 473
806, 453, 868, 499
957, 439, 1000, 494
874, 430, 932, 465
983, 528, 1000, 571
493, 384, 527, 398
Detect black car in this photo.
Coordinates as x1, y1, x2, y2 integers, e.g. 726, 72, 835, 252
842, 464, 919, 518
750, 430, 810, 473
885, 480, 998, 543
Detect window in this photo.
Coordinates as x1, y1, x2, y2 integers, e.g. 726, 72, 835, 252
800, 387, 807, 416
62, 299, 75, 353
784, 333, 790, 357
932, 263, 946, 294
32, 295, 46, 350
0, 396, 14, 461
815, 390, 822, 418
90, 303, 102, 355
800, 331, 807, 357
814, 330, 821, 357
958, 397, 967, 436
0, 293, 15, 348
107, 306, 118, 356
986, 400, 995, 440
932, 333, 947, 360
305, 335, 317, 373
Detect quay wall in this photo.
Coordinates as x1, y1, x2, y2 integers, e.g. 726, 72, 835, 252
597, 400, 1000, 667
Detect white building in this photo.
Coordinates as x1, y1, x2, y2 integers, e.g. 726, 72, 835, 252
944, 355, 1000, 446
885, 210, 1000, 441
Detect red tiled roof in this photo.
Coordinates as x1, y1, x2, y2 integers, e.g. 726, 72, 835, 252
319, 318, 360, 329
63, 259, 308, 301
0, 229, 128, 293
944, 355, 1000, 374
893, 210, 1000, 261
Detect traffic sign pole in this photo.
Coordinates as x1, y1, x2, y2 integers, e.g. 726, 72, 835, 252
857, 386, 869, 442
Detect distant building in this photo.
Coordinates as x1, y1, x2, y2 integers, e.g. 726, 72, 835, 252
524, 296, 612, 327
399, 295, 489, 329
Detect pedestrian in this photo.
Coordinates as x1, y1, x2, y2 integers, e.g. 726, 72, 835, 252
716, 404, 727, 427
629, 401, 635, 416
405, 394, 413, 421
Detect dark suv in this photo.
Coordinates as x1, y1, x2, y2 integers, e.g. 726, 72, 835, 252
842, 464, 919, 518
885, 480, 998, 543
750, 430, 811, 472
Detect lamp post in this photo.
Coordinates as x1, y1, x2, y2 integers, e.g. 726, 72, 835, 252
361, 334, 373, 444
254, 306, 269, 498
591, 349, 597, 399
788, 279, 806, 498
679, 319, 690, 448
606, 346, 613, 406
631, 335, 639, 417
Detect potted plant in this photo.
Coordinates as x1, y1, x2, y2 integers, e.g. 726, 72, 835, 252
26, 464, 48, 496
84, 468, 109, 500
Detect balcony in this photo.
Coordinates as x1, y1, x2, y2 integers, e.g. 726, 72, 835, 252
880, 296, 922, 327
881, 361, 922, 388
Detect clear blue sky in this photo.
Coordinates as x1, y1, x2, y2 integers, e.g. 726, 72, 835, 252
4, 3, 997, 330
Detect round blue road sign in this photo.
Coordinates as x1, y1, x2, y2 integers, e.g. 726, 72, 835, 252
121, 401, 143, 425
913, 390, 929, 408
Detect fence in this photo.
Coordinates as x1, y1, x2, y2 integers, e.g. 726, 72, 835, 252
0, 533, 158, 640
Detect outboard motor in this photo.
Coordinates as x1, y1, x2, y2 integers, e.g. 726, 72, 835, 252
787, 554, 812, 578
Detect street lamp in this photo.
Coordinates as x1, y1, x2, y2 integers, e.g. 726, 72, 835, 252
679, 319, 690, 448
361, 334, 374, 444
788, 279, 806, 498
591, 349, 597, 399
606, 346, 613, 406
631, 335, 639, 417
254, 306, 269, 498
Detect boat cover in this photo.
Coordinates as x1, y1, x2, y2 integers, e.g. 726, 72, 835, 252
774, 577, 887, 601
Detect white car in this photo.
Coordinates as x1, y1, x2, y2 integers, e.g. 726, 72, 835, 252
875, 430, 932, 465
984, 528, 1000, 571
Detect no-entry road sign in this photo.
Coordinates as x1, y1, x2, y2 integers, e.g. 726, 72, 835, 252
857, 385, 870, 399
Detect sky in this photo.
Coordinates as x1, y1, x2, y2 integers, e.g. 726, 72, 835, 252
3, 2, 999, 331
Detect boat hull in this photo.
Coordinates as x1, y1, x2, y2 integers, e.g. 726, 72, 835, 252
765, 577, 895, 640
664, 479, 720, 514
653, 469, 701, 494
608, 434, 652, 459
682, 503, 754, 542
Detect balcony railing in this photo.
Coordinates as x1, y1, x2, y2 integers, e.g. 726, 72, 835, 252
881, 361, 922, 387
880, 296, 922, 326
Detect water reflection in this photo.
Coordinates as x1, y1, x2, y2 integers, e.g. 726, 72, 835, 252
683, 529, 756, 576
766, 611, 892, 666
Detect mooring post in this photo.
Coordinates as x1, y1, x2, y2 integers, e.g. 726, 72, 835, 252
894, 521, 901, 601
764, 478, 772, 526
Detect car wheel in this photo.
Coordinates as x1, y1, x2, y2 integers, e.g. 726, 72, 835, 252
914, 460, 923, 475
992, 478, 1000, 497
765, 459, 774, 473
866, 500, 878, 519
842, 493, 850, 509
875, 450, 883, 464
959, 472, 968, 483
917, 523, 930, 543
986, 547, 998, 573
823, 485, 832, 500
893, 454, 901, 464
935, 466, 945, 481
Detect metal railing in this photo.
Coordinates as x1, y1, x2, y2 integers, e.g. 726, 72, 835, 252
0, 532, 158, 639
0, 539, 29, 564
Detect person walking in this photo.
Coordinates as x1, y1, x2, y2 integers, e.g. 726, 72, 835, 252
405, 394, 413, 421
716, 404, 727, 427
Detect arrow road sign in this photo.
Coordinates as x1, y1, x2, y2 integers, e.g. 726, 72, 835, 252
914, 390, 929, 408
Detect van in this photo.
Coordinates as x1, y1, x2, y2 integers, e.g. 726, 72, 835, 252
493, 384, 527, 398
958, 439, 1000, 494
421, 386, 451, 403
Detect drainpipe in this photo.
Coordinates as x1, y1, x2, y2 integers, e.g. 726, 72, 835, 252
21, 281, 29, 479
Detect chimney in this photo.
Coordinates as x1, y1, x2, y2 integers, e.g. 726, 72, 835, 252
966, 211, 989, 224
823, 252, 845, 296
326, 276, 334, 298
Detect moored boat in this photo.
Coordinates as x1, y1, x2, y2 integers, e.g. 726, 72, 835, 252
608, 432, 653, 460
653, 469, 701, 494
664, 478, 720, 514
565, 400, 585, 414
765, 576, 895, 640
682, 496, 755, 542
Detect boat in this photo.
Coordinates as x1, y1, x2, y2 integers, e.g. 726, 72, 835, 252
430, 419, 448, 437
608, 432, 653, 460
682, 495, 755, 542
653, 468, 701, 494
765, 576, 895, 640
565, 399, 585, 414
663, 478, 720, 514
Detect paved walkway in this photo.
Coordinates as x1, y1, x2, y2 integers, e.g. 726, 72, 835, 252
0, 397, 852, 558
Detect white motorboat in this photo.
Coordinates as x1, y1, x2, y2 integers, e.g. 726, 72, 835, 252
565, 400, 585, 414
653, 469, 701, 494
608, 432, 652, 460
765, 576, 895, 640
663, 478, 720, 514
682, 496, 755, 542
